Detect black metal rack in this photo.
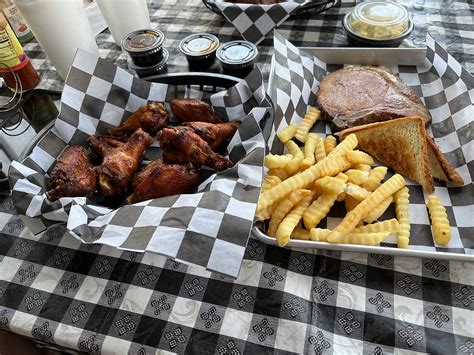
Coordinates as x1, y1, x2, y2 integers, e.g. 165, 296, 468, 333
202, 0, 339, 19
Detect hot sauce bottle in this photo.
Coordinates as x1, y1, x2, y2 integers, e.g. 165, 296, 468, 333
0, 12, 39, 92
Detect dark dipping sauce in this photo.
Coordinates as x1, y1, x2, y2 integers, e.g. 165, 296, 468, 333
122, 29, 165, 67
179, 33, 219, 70
128, 48, 169, 78
216, 40, 258, 79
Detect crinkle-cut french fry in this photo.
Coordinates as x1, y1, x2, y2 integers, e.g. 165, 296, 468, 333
314, 136, 327, 162
258, 156, 351, 210
276, 194, 313, 247
346, 150, 375, 166
354, 218, 399, 234
309, 229, 390, 245
327, 133, 358, 159
301, 133, 318, 170
364, 196, 393, 223
334, 173, 348, 201
267, 189, 311, 236
327, 174, 406, 243
324, 135, 337, 154
291, 227, 311, 240
345, 195, 360, 211
295, 107, 320, 142
303, 193, 338, 229
394, 187, 410, 248
278, 123, 298, 143
256, 198, 282, 221
362, 166, 388, 191
262, 175, 281, 192
268, 168, 289, 181
427, 194, 451, 246
345, 183, 371, 201
285, 140, 304, 158
314, 176, 346, 195
310, 228, 331, 241
354, 164, 371, 172
264, 154, 293, 169
346, 169, 370, 185
344, 232, 390, 245
336, 173, 348, 182
337, 192, 347, 202
284, 157, 303, 175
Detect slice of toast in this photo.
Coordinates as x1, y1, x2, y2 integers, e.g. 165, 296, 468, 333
338, 116, 434, 193
426, 136, 464, 185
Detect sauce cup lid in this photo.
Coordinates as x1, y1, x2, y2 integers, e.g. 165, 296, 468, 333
217, 40, 258, 67
179, 33, 219, 57
122, 29, 165, 53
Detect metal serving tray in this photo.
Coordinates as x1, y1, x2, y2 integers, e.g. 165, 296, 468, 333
255, 46, 473, 261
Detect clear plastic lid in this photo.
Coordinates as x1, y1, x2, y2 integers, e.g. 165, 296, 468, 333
347, 1, 409, 40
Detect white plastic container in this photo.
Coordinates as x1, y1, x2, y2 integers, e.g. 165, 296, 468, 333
14, 0, 99, 80
96, 0, 151, 47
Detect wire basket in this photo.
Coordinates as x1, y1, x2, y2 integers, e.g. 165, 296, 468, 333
202, 0, 340, 18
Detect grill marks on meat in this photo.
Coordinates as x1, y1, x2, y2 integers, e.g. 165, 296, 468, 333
316, 66, 432, 131
47, 146, 97, 201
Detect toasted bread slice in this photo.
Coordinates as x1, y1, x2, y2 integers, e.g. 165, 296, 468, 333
426, 136, 464, 185
338, 116, 434, 193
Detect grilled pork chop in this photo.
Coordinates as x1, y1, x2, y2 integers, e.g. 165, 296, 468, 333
316, 66, 432, 131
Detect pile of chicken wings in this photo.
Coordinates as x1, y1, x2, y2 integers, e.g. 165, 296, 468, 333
47, 99, 240, 204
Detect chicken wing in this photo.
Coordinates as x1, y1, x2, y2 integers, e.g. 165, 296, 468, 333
87, 135, 126, 158
127, 159, 199, 204
183, 121, 240, 149
170, 99, 223, 124
108, 102, 168, 137
97, 128, 153, 196
48, 146, 96, 201
157, 126, 233, 171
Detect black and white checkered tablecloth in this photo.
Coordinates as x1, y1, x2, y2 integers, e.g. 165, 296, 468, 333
1, 0, 473, 354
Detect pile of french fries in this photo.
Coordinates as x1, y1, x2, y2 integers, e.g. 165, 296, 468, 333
257, 107, 452, 248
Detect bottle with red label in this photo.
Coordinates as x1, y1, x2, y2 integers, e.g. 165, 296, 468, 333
0, 0, 33, 43
0, 12, 39, 92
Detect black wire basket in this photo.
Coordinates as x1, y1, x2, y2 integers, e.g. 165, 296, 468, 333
19, 72, 274, 161
202, 0, 340, 18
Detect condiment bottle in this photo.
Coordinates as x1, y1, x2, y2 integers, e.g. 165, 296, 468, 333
0, 0, 33, 43
0, 12, 40, 92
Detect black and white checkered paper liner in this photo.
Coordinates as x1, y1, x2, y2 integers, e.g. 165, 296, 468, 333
267, 31, 473, 255
8, 49, 272, 278
214, 0, 307, 45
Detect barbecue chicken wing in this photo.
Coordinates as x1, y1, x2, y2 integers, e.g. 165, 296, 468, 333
170, 99, 223, 124
97, 128, 153, 196
87, 135, 126, 159
157, 126, 234, 171
183, 121, 240, 149
127, 159, 199, 204
108, 102, 168, 137
48, 146, 96, 201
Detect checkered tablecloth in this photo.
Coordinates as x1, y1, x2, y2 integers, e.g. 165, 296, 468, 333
1, 0, 473, 354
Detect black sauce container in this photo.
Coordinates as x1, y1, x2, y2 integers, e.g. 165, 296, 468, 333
179, 33, 219, 70
122, 29, 165, 67
127, 48, 169, 78
217, 40, 258, 79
